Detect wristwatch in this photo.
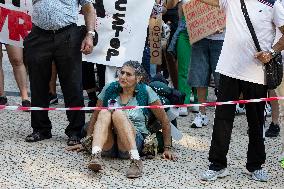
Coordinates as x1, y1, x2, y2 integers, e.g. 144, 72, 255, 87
87, 31, 96, 38
269, 48, 278, 58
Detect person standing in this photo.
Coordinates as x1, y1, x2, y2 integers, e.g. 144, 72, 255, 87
199, 0, 284, 182
24, 0, 96, 145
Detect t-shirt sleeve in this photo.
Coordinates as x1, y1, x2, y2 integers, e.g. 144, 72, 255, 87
97, 83, 111, 101
146, 86, 160, 104
219, 0, 228, 10
273, 0, 284, 27
79, 0, 92, 6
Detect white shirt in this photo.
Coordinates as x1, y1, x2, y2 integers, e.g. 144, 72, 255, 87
216, 0, 284, 84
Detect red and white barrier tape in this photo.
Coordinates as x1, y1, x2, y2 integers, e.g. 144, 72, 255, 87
0, 97, 284, 111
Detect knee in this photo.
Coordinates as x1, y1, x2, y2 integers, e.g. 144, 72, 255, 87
10, 57, 24, 68
112, 110, 127, 124
97, 109, 112, 122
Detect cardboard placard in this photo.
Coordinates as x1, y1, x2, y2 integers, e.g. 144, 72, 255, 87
149, 16, 162, 65
183, 0, 226, 44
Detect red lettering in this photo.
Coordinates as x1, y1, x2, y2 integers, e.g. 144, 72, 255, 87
0, 7, 32, 41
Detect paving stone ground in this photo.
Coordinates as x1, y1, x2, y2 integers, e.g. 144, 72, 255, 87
0, 51, 283, 189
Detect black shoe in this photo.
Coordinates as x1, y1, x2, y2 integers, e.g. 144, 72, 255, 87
49, 93, 58, 105
0, 96, 7, 105
25, 131, 52, 142
67, 135, 81, 146
265, 122, 280, 137
22, 100, 31, 107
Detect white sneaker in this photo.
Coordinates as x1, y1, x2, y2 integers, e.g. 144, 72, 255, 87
201, 168, 229, 181
191, 112, 209, 128
179, 107, 188, 116
189, 105, 199, 113
264, 103, 271, 117
235, 104, 246, 115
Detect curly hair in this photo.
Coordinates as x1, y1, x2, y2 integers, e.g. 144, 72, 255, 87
120, 60, 150, 83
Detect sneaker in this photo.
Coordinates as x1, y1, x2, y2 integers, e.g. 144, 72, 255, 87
22, 100, 31, 107
201, 168, 229, 181
235, 104, 246, 115
126, 159, 143, 178
250, 169, 268, 182
264, 103, 272, 117
191, 112, 209, 128
0, 96, 7, 105
88, 153, 103, 172
265, 122, 280, 137
49, 93, 58, 105
179, 107, 188, 116
189, 105, 199, 113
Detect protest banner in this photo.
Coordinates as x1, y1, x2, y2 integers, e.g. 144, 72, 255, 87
0, 0, 32, 47
81, 0, 155, 67
149, 16, 162, 65
182, 0, 225, 44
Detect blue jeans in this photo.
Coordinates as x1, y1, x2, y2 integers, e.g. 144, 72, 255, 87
188, 38, 223, 88
167, 19, 187, 56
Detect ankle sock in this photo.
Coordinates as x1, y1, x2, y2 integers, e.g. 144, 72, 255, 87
129, 149, 140, 160
92, 146, 102, 155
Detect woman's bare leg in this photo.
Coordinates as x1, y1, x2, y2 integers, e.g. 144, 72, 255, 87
5, 44, 29, 100
112, 110, 143, 178
89, 110, 114, 171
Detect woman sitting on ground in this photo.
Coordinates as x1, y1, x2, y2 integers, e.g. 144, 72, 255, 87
67, 61, 176, 178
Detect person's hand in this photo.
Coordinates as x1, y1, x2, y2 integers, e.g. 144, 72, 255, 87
81, 34, 94, 55
65, 144, 85, 152
162, 148, 178, 161
255, 51, 272, 64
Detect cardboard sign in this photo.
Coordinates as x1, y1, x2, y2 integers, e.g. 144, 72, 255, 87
149, 16, 162, 65
183, 0, 225, 44
81, 0, 155, 67
0, 0, 32, 47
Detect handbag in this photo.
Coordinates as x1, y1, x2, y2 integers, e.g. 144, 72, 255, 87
240, 0, 283, 90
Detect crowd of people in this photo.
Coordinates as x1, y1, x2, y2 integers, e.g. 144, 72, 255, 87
1, 0, 284, 181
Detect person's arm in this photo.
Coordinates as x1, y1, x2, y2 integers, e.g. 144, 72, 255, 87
199, 0, 220, 7
255, 26, 284, 64
81, 3, 96, 55
150, 100, 177, 161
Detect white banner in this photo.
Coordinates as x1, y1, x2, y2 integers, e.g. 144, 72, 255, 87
82, 0, 155, 67
0, 0, 33, 48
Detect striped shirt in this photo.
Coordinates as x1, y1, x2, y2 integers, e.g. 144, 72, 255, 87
32, 0, 91, 30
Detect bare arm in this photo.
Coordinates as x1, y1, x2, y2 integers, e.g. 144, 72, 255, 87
199, 0, 220, 7
272, 26, 284, 53
150, 101, 171, 148
81, 3, 96, 54
86, 100, 103, 136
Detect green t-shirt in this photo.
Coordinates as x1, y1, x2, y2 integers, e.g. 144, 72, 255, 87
98, 83, 160, 135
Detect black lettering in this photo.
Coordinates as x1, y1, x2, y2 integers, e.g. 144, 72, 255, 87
0, 0, 20, 7
112, 24, 123, 37
106, 48, 119, 61
115, 0, 127, 11
110, 38, 120, 49
112, 13, 125, 26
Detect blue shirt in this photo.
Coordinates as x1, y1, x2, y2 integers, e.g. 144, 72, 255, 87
32, 0, 91, 30
98, 83, 160, 135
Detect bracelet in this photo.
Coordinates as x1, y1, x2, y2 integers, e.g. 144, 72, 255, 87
164, 145, 172, 149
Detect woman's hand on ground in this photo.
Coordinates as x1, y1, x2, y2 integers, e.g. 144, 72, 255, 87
65, 144, 85, 152
162, 149, 178, 161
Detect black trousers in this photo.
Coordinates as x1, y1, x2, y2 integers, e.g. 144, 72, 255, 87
23, 25, 85, 138
209, 74, 267, 172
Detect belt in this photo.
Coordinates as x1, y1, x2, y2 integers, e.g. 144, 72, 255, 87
32, 23, 77, 34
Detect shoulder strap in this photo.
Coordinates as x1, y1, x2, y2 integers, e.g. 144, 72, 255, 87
240, 0, 262, 52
